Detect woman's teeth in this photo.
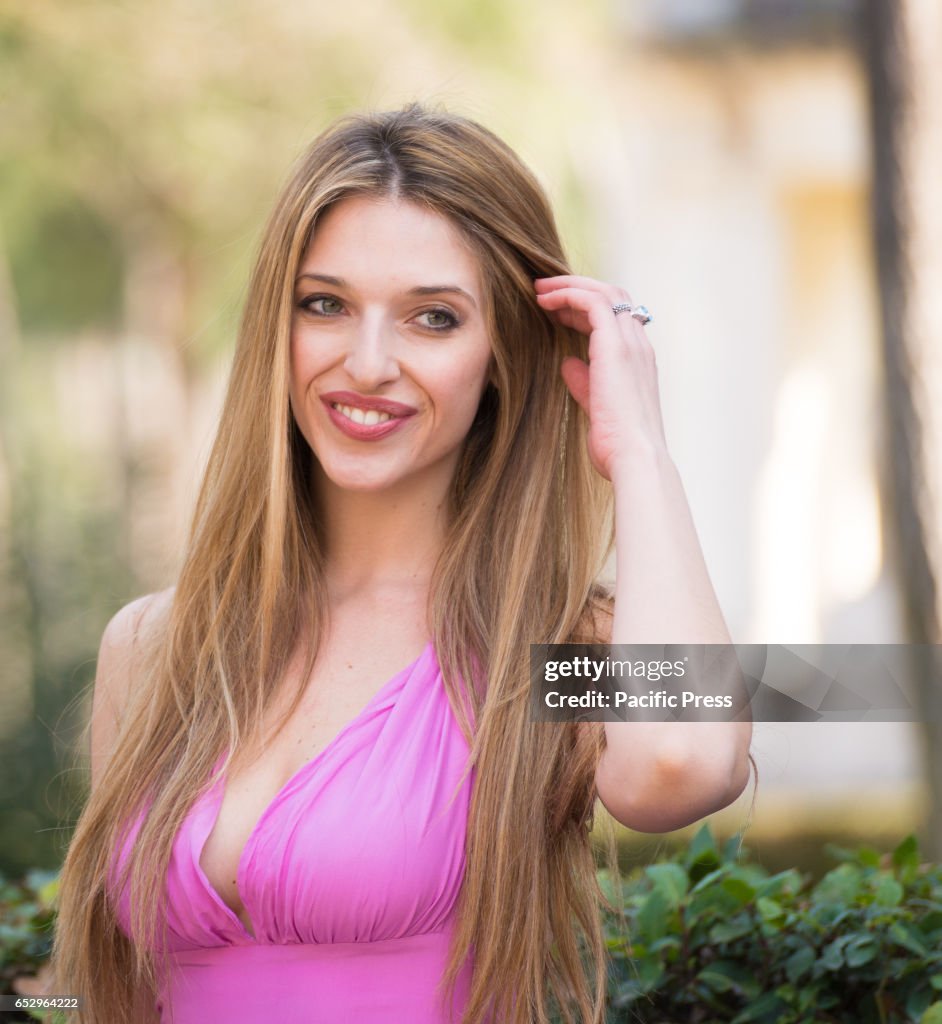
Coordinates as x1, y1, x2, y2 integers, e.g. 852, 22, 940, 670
332, 403, 393, 426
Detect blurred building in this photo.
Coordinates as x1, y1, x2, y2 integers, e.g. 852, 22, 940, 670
591, 0, 920, 833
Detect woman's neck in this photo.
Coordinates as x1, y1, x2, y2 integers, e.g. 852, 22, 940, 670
314, 469, 451, 599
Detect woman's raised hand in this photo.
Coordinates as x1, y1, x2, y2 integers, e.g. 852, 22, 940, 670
534, 275, 670, 482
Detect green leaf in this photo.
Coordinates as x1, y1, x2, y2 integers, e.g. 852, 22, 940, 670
24, 869, 59, 895
647, 935, 681, 956
756, 869, 804, 900
757, 897, 785, 924
930, 975, 942, 992
611, 979, 644, 1008
633, 955, 665, 993
844, 935, 879, 967
823, 841, 858, 863
783, 945, 816, 983
723, 833, 746, 862
689, 856, 722, 888
730, 991, 788, 1023
873, 874, 904, 907
908, 986, 934, 1019
689, 886, 742, 924
596, 868, 619, 905
637, 888, 671, 942
855, 845, 882, 868
806, 902, 852, 931
697, 960, 760, 998
723, 876, 757, 904
921, 1002, 942, 1024
645, 862, 689, 910
893, 834, 920, 874
815, 863, 864, 903
687, 822, 718, 863
891, 920, 929, 956
710, 916, 754, 943
821, 934, 852, 970
690, 867, 726, 894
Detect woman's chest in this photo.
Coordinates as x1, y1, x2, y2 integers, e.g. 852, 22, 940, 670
196, 639, 442, 939
198, 684, 397, 932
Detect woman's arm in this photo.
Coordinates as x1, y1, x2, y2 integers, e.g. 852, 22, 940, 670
535, 276, 753, 833
594, 447, 753, 833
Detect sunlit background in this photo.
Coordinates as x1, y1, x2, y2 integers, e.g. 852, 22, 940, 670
2, 0, 940, 877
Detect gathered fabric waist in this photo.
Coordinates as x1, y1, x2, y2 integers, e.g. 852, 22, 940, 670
156, 930, 475, 1024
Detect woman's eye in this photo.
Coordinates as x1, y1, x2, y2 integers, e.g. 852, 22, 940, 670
297, 296, 459, 332
299, 295, 343, 316
418, 308, 460, 332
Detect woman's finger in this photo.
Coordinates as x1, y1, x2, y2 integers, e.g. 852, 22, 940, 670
536, 288, 655, 372
535, 286, 607, 331
542, 305, 584, 333
536, 292, 593, 337
534, 275, 633, 307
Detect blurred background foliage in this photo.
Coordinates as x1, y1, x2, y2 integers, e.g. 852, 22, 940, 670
2, 0, 941, 884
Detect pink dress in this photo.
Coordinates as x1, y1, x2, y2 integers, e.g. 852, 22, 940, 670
108, 640, 483, 1023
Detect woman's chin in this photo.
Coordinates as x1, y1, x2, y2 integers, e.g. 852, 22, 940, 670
314, 460, 409, 494
310, 447, 457, 497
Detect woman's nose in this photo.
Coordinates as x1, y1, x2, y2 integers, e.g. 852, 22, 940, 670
342, 314, 400, 388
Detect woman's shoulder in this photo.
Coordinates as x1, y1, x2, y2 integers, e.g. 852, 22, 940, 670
102, 586, 177, 699
107, 586, 176, 639
90, 587, 176, 791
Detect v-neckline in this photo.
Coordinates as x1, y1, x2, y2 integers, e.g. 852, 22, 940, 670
194, 639, 434, 942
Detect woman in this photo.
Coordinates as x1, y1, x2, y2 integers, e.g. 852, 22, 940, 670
51, 102, 755, 1024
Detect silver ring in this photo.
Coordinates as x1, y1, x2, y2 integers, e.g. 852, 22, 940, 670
612, 302, 653, 326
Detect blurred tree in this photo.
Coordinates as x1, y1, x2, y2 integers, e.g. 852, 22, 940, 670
861, 0, 942, 858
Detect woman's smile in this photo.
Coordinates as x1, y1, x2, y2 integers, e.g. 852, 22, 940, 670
320, 390, 418, 441
334, 405, 393, 425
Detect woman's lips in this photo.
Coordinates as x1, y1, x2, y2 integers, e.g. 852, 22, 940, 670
319, 391, 417, 441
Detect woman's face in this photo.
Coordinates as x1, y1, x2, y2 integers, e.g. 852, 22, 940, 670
289, 195, 493, 497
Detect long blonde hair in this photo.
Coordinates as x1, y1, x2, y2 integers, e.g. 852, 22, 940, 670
51, 100, 755, 1023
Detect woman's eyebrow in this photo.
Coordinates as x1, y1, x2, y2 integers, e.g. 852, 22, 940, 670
294, 272, 477, 308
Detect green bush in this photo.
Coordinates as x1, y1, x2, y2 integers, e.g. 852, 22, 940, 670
0, 869, 60, 1021
603, 824, 942, 1023
4, 830, 942, 1023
